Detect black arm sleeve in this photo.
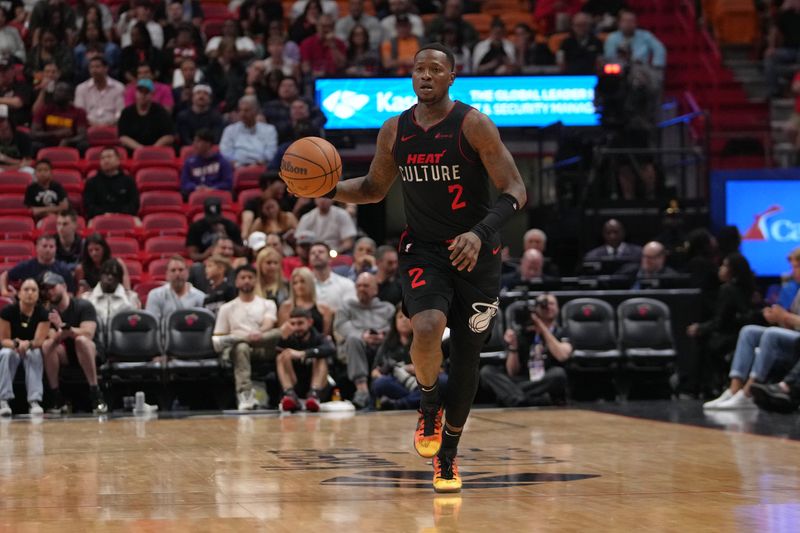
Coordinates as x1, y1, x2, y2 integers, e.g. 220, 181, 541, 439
469, 193, 521, 243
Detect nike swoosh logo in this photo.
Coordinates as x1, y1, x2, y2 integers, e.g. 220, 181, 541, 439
401, 134, 416, 142
492, 245, 501, 255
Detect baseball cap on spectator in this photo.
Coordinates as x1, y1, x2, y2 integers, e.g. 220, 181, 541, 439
204, 197, 223, 221
136, 78, 154, 93
295, 230, 315, 246
192, 84, 212, 95
41, 272, 66, 287
247, 231, 267, 252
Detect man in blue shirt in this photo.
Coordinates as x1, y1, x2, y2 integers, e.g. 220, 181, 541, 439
604, 9, 666, 72
0, 235, 75, 296
219, 95, 278, 167
778, 247, 800, 310
180, 128, 234, 198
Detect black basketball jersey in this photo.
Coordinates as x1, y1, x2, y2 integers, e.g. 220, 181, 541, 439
393, 101, 492, 243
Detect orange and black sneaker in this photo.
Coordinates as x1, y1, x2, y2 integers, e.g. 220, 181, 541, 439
414, 406, 443, 458
433, 453, 462, 493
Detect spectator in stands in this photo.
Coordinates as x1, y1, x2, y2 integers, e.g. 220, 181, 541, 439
0, 7, 25, 63
335, 0, 383, 49
336, 236, 376, 280
290, 0, 338, 21
219, 95, 278, 167
0, 104, 32, 168
74, 233, 132, 293
263, 77, 326, 140
41, 271, 106, 414
381, 0, 424, 40
162, 1, 204, 47
30, 82, 88, 153
73, 20, 121, 82
172, 58, 204, 114
0, 278, 49, 417
289, 0, 323, 45
0, 56, 30, 126
438, 22, 472, 74
334, 272, 395, 408
276, 306, 334, 412
300, 14, 347, 78
82, 146, 139, 220
750, 359, 800, 412
239, 0, 280, 47
268, 19, 301, 62
202, 254, 237, 315
765, 0, 800, 97
581, 0, 626, 32
205, 19, 256, 61
583, 218, 642, 263
687, 252, 759, 397
534, 0, 582, 34
255, 246, 290, 307
282, 229, 314, 277
180, 129, 233, 198
213, 264, 279, 411
164, 23, 203, 76
243, 60, 271, 105
145, 255, 205, 322
123, 63, 174, 113
511, 23, 555, 72
263, 36, 300, 79
308, 241, 356, 311
473, 17, 516, 75
380, 14, 420, 76
682, 228, 720, 319
30, 62, 61, 118
785, 69, 800, 151
188, 234, 236, 293
206, 38, 247, 114
26, 29, 74, 84
176, 84, 224, 146
186, 198, 244, 262
118, 79, 175, 151
28, 0, 75, 46
119, 21, 165, 83
343, 24, 382, 76
704, 291, 800, 410
75, 1, 114, 41
522, 228, 560, 277
779, 247, 800, 310
374, 245, 402, 305
119, 0, 164, 50
372, 306, 439, 410
247, 197, 298, 239
558, 12, 603, 74
83, 258, 140, 327
619, 241, 677, 288
74, 57, 125, 127
296, 198, 357, 254
0, 235, 75, 296
24, 159, 69, 221
716, 225, 741, 259
55, 209, 83, 267
501, 249, 553, 291
278, 265, 333, 335
480, 293, 572, 406
604, 9, 666, 95
426, 0, 478, 50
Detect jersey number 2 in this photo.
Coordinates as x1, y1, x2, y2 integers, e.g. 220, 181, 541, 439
408, 268, 426, 289
448, 184, 467, 211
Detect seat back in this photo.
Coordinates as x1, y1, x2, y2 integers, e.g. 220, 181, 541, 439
561, 298, 617, 351
0, 239, 35, 257
617, 298, 674, 350
0, 216, 34, 239
107, 236, 141, 258
144, 235, 187, 257
165, 308, 216, 359
37, 147, 81, 166
106, 310, 162, 362
0, 170, 31, 194
142, 213, 188, 237
89, 213, 138, 236
139, 190, 184, 216
52, 169, 84, 193
135, 166, 180, 192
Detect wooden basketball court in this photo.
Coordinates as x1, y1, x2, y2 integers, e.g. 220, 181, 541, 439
0, 406, 798, 531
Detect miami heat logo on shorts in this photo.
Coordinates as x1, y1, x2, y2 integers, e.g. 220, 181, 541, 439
468, 299, 499, 333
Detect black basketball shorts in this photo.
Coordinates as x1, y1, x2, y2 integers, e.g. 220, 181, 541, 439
398, 233, 501, 336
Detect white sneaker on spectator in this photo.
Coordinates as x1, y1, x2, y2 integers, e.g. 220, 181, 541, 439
714, 389, 757, 410
29, 401, 43, 416
237, 390, 256, 411
0, 400, 10, 417
703, 389, 734, 409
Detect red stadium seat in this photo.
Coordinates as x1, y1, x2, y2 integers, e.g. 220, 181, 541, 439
144, 235, 187, 261
37, 147, 82, 170
141, 212, 188, 238
85, 145, 128, 173
67, 192, 83, 215
51, 169, 84, 193
120, 257, 144, 286
191, 210, 237, 223
0, 240, 35, 257
0, 216, 34, 239
38, 214, 86, 234
139, 191, 184, 216
134, 280, 164, 306
0, 171, 31, 194
135, 166, 180, 192
186, 189, 236, 218
87, 125, 119, 147
201, 2, 232, 20
233, 165, 265, 195
330, 254, 354, 268
132, 146, 178, 172
237, 188, 262, 210
145, 257, 192, 280
88, 213, 139, 238
0, 195, 30, 216
201, 19, 225, 38
107, 236, 141, 260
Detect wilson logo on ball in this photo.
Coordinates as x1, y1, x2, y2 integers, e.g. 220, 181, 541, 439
281, 160, 308, 176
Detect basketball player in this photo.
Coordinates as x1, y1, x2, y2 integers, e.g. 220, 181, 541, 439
287, 44, 526, 492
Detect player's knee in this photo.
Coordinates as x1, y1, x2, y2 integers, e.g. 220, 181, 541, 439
412, 312, 446, 343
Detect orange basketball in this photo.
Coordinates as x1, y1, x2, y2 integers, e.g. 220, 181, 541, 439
279, 136, 342, 198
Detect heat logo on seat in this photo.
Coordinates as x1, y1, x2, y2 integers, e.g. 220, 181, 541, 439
741, 205, 800, 242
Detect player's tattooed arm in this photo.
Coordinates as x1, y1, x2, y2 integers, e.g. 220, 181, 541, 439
331, 116, 400, 205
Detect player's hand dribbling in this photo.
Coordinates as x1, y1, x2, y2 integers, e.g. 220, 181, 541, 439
448, 232, 482, 272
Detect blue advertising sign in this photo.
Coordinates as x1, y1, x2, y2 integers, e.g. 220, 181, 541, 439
713, 170, 800, 276
315, 76, 599, 130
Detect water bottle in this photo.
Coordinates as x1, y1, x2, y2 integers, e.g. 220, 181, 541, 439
528, 348, 545, 383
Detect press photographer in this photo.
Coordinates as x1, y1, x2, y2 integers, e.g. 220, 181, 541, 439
479, 294, 572, 406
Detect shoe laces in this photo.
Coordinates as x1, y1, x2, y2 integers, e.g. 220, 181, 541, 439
436, 454, 457, 480
419, 407, 441, 437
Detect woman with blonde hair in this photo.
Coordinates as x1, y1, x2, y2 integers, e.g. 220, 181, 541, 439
255, 246, 290, 307
278, 267, 333, 336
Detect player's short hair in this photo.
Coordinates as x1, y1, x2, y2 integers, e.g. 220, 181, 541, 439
415, 43, 456, 72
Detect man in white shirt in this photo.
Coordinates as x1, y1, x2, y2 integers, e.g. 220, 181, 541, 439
219, 95, 278, 167
118, 0, 164, 49
83, 259, 140, 328
145, 256, 205, 323
296, 197, 357, 253
335, 0, 383, 48
380, 0, 424, 39
213, 264, 280, 410
74, 56, 125, 127
309, 242, 355, 312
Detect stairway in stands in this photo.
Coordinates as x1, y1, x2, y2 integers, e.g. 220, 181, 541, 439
628, 0, 772, 170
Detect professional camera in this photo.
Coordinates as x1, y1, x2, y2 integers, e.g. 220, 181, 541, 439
514, 296, 549, 328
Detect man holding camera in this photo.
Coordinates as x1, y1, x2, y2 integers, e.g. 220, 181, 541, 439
480, 293, 572, 406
